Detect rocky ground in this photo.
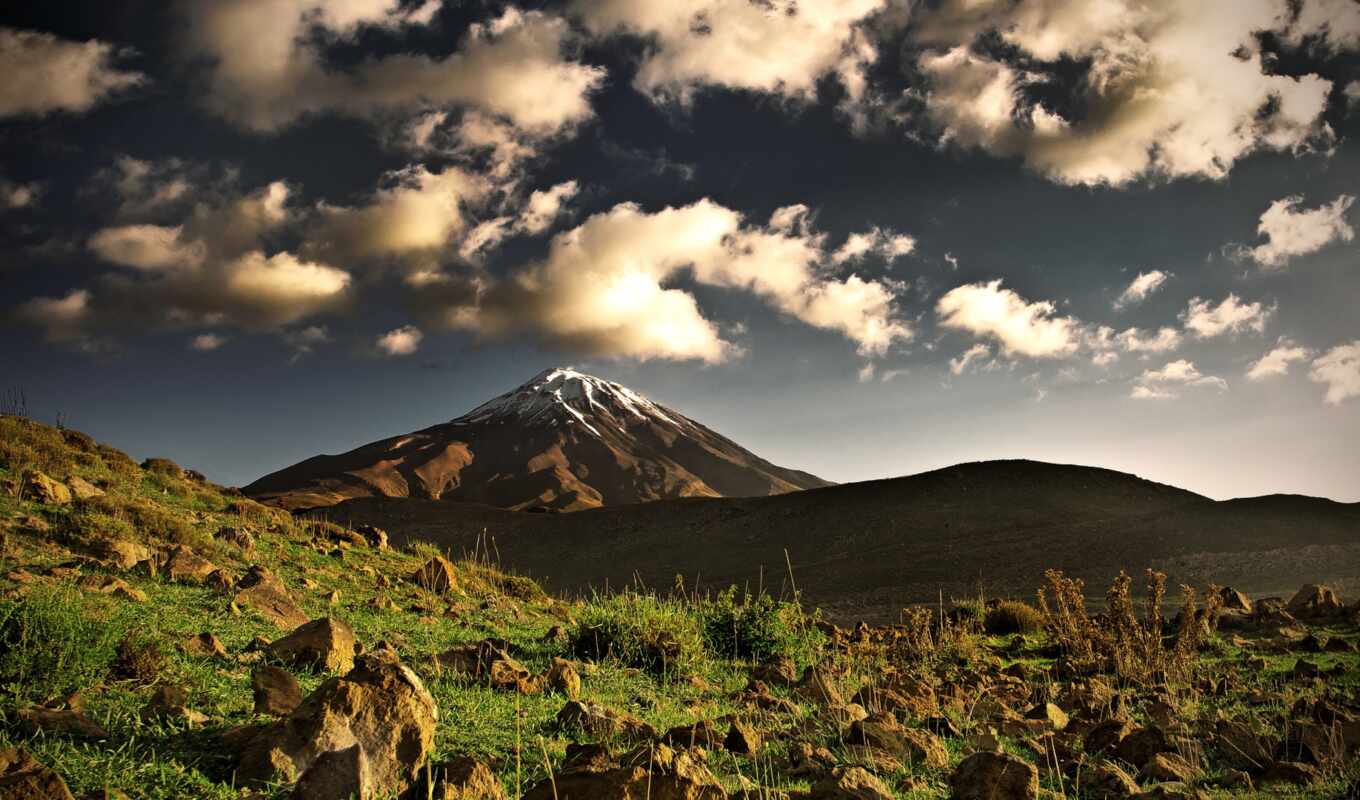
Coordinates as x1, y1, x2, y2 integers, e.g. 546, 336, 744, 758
0, 414, 1358, 799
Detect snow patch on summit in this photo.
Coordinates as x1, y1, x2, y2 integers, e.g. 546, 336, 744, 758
454, 367, 682, 435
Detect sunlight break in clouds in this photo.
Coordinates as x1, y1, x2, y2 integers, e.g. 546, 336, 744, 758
436, 200, 912, 363
1244, 194, 1355, 269
0, 27, 144, 117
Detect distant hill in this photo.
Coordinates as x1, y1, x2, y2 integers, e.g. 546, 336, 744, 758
318, 460, 1360, 621
245, 368, 830, 512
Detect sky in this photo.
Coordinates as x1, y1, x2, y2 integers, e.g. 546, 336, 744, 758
2, 0, 1359, 502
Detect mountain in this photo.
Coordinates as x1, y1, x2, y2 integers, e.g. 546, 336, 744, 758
315, 460, 1360, 621
244, 367, 831, 511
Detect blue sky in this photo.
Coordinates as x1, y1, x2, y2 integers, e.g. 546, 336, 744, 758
3, 0, 1359, 500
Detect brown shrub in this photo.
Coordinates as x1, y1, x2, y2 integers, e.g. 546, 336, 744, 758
984, 600, 1045, 635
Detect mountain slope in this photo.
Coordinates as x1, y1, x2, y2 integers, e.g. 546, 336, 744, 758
318, 460, 1360, 621
244, 368, 831, 511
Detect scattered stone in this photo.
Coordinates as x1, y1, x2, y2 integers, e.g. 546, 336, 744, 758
724, 719, 761, 755
1115, 726, 1167, 768
1085, 718, 1134, 755
753, 656, 798, 686
428, 755, 506, 799
410, 556, 457, 593
252, 666, 302, 716
556, 700, 656, 740
788, 741, 837, 777
1139, 752, 1197, 784
267, 618, 357, 673
66, 475, 104, 501
1286, 584, 1343, 618
950, 751, 1039, 800
1025, 702, 1069, 731
1258, 761, 1320, 786
291, 743, 366, 800
809, 766, 894, 800
521, 743, 725, 800
215, 526, 256, 556
234, 567, 308, 629
0, 747, 76, 800
664, 720, 724, 750
141, 686, 209, 727
18, 707, 109, 739
356, 524, 389, 550
163, 545, 218, 584
88, 538, 151, 570
23, 470, 72, 505
77, 575, 147, 602
237, 651, 437, 795
546, 657, 581, 698
1088, 761, 1140, 798
182, 632, 228, 658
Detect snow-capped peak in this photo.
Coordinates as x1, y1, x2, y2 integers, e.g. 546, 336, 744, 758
454, 367, 681, 435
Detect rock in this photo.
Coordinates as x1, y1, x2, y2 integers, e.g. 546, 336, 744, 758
1218, 587, 1252, 613
753, 656, 798, 686
1258, 761, 1319, 785
355, 524, 389, 550
487, 656, 540, 694
0, 747, 76, 800
1085, 718, 1134, 755
546, 657, 581, 698
17, 707, 109, 739
1214, 719, 1273, 769
848, 715, 948, 769
410, 556, 457, 593
1139, 752, 1197, 784
556, 700, 656, 740
66, 475, 104, 501
788, 741, 837, 777
664, 720, 724, 750
237, 651, 437, 796
1220, 769, 1253, 791
1088, 761, 1140, 798
1115, 727, 1167, 768
268, 618, 357, 673
1025, 702, 1069, 731
523, 743, 725, 800
253, 666, 303, 716
182, 632, 228, 658
724, 719, 761, 755
215, 526, 256, 556
950, 751, 1039, 800
429, 755, 506, 800
23, 471, 71, 505
142, 685, 209, 727
809, 766, 894, 799
235, 567, 308, 630
87, 538, 151, 570
163, 545, 218, 584
1286, 584, 1344, 618
796, 666, 844, 706
77, 575, 147, 602
291, 743, 366, 799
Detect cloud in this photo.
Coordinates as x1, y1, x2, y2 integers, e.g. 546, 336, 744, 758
88, 225, 206, 271
936, 280, 1081, 358
0, 27, 144, 117
948, 343, 993, 375
1180, 294, 1273, 338
571, 0, 886, 108
1246, 338, 1313, 380
89, 156, 198, 217
1242, 194, 1354, 269
1282, 0, 1360, 50
1114, 270, 1169, 310
0, 175, 41, 210
831, 227, 917, 265
15, 289, 91, 343
1132, 359, 1228, 397
910, 1, 1335, 186
1309, 341, 1360, 404
190, 333, 227, 351
283, 325, 332, 358
431, 199, 911, 363
1114, 326, 1182, 354
376, 324, 423, 356
183, 3, 603, 135
516, 181, 579, 235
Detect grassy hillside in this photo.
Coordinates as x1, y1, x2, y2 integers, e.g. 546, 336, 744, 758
1, 415, 1359, 798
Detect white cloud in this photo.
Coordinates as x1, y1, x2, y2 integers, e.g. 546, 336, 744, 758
831, 227, 917, 265
376, 325, 423, 356
1115, 326, 1182, 354
1247, 338, 1313, 380
90, 156, 197, 217
1130, 385, 1177, 400
0, 27, 144, 117
1140, 359, 1229, 391
437, 199, 911, 363
1309, 341, 1360, 404
571, 0, 886, 106
1282, 0, 1360, 50
936, 280, 1081, 358
183, 3, 604, 135
948, 343, 993, 375
15, 289, 91, 343
88, 225, 206, 271
1180, 294, 1273, 338
1244, 194, 1354, 269
190, 333, 227, 351
911, 1, 1335, 186
1, 175, 41, 210
516, 180, 579, 235
1114, 270, 1169, 310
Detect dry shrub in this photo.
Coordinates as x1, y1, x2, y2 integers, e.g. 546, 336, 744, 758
892, 605, 981, 670
1037, 569, 1107, 669
984, 600, 1045, 635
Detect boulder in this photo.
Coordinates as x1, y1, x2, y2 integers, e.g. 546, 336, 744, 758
1115, 727, 1167, 768
1085, 718, 1134, 755
724, 719, 762, 755
291, 744, 365, 799
163, 545, 218, 584
752, 656, 798, 686
429, 755, 506, 800
141, 685, 209, 727
66, 475, 104, 501
0, 747, 75, 800
1286, 585, 1344, 618
522, 743, 725, 800
237, 651, 437, 796
545, 657, 581, 698
253, 666, 303, 716
77, 575, 146, 602
234, 567, 308, 629
950, 751, 1039, 800
663, 720, 725, 750
17, 707, 109, 739
267, 618, 357, 673
848, 715, 948, 769
87, 538, 150, 570
1025, 702, 1069, 731
556, 700, 656, 740
1087, 761, 1140, 799
1258, 761, 1319, 786
355, 524, 389, 550
1139, 752, 1197, 784
23, 471, 71, 505
1218, 587, 1253, 613
410, 556, 457, 593
182, 632, 228, 658
215, 526, 256, 557
808, 766, 893, 800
